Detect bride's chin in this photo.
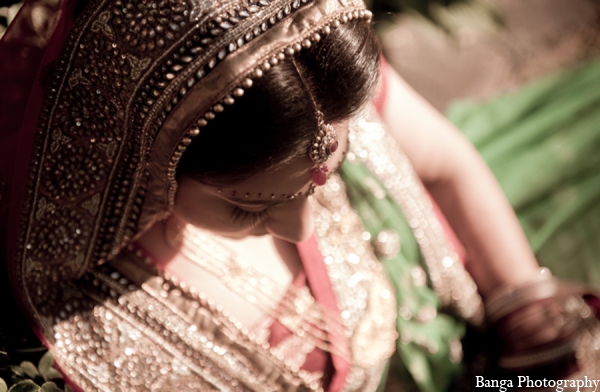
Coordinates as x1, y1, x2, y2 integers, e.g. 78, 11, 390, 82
216, 224, 269, 240
247, 224, 269, 237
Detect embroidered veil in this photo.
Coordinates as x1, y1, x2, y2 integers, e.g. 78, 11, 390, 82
0, 0, 403, 389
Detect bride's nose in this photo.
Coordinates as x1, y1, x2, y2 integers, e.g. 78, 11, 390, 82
264, 197, 314, 243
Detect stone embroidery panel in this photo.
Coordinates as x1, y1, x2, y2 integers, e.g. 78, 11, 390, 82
348, 107, 485, 326
311, 174, 398, 390
45, 261, 321, 392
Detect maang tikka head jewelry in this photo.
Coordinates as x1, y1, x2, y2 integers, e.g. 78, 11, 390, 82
291, 58, 338, 191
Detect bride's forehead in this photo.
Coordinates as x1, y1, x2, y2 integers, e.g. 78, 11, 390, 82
226, 155, 314, 195
221, 121, 349, 195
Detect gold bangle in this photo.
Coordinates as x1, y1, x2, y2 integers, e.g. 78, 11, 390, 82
485, 267, 555, 323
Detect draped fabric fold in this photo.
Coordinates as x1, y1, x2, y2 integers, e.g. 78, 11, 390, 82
0, 0, 75, 346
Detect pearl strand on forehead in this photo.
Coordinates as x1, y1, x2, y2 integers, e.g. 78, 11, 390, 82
217, 189, 305, 199
215, 149, 348, 199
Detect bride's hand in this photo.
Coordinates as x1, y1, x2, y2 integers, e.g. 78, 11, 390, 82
486, 272, 600, 378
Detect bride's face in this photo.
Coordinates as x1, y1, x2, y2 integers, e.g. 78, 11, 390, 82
173, 122, 349, 243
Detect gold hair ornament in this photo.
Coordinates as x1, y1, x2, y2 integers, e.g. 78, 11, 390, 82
290, 57, 338, 190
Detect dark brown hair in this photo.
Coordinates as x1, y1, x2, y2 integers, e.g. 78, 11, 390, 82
176, 20, 381, 186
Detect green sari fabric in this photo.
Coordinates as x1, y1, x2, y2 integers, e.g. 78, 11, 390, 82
342, 57, 600, 391
447, 58, 600, 284
340, 161, 466, 392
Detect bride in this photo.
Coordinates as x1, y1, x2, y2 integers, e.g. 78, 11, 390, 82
1, 0, 598, 389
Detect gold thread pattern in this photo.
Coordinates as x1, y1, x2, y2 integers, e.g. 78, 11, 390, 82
348, 107, 485, 326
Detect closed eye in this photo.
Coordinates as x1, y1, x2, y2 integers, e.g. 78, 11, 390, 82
230, 206, 270, 226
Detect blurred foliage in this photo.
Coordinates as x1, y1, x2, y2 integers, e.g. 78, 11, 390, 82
0, 0, 19, 8
365, 0, 502, 35
0, 1, 21, 36
429, 0, 502, 33
0, 0, 501, 34
0, 350, 70, 392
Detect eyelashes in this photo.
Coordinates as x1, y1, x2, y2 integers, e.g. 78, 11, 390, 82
230, 206, 270, 226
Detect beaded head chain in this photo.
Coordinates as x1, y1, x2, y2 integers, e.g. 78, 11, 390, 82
290, 57, 339, 193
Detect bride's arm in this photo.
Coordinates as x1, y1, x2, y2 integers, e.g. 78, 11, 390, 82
378, 65, 540, 298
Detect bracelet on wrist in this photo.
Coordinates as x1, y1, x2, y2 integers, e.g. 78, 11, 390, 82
485, 267, 555, 324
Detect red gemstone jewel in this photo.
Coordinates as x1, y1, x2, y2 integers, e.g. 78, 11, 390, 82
311, 164, 329, 186
330, 140, 338, 153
